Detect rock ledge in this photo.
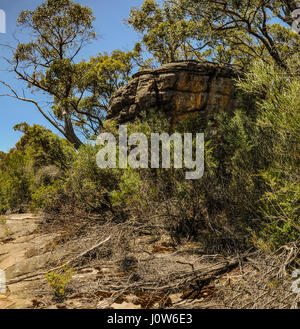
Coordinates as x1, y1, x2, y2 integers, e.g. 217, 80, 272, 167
107, 61, 240, 123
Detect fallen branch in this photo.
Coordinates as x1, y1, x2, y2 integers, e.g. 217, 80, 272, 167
6, 236, 111, 285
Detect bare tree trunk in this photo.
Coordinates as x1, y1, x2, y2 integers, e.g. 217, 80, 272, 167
64, 112, 82, 149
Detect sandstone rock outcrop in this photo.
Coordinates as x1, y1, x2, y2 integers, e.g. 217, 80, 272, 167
107, 61, 240, 124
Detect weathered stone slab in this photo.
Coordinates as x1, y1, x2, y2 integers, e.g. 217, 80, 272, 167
107, 61, 240, 124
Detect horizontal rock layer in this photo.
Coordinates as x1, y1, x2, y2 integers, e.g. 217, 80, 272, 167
107, 61, 240, 124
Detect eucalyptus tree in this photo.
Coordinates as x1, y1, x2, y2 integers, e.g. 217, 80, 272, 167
126, 0, 206, 64
170, 0, 300, 69
0, 0, 99, 148
128, 0, 300, 69
1, 0, 139, 149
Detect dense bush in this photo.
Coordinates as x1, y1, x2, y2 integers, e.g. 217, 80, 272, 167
237, 59, 300, 249
0, 60, 298, 252
0, 123, 75, 213
0, 149, 32, 213
92, 59, 299, 250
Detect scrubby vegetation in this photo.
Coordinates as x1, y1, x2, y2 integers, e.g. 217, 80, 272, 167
45, 265, 74, 297
1, 57, 299, 254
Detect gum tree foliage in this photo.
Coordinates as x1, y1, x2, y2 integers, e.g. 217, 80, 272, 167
172, 0, 300, 69
126, 0, 205, 64
128, 0, 300, 69
0, 0, 138, 147
77, 50, 138, 138
6, 0, 96, 148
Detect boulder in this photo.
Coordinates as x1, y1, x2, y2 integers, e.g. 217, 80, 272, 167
107, 61, 240, 124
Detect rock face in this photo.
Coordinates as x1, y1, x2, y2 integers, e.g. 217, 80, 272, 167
107, 61, 240, 124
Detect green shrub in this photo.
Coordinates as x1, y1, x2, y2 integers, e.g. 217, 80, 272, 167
236, 58, 300, 249
64, 143, 120, 213
0, 149, 32, 213
45, 265, 74, 297
0, 123, 75, 214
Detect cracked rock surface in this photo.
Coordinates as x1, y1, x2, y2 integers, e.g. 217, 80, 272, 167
107, 61, 240, 124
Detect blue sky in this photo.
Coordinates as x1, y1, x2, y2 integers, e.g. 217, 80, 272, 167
0, 0, 145, 152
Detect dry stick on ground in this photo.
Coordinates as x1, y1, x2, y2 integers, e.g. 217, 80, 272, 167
223, 242, 300, 309
99, 257, 247, 293
93, 250, 258, 309
92, 258, 243, 309
96, 242, 299, 309
6, 236, 111, 285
